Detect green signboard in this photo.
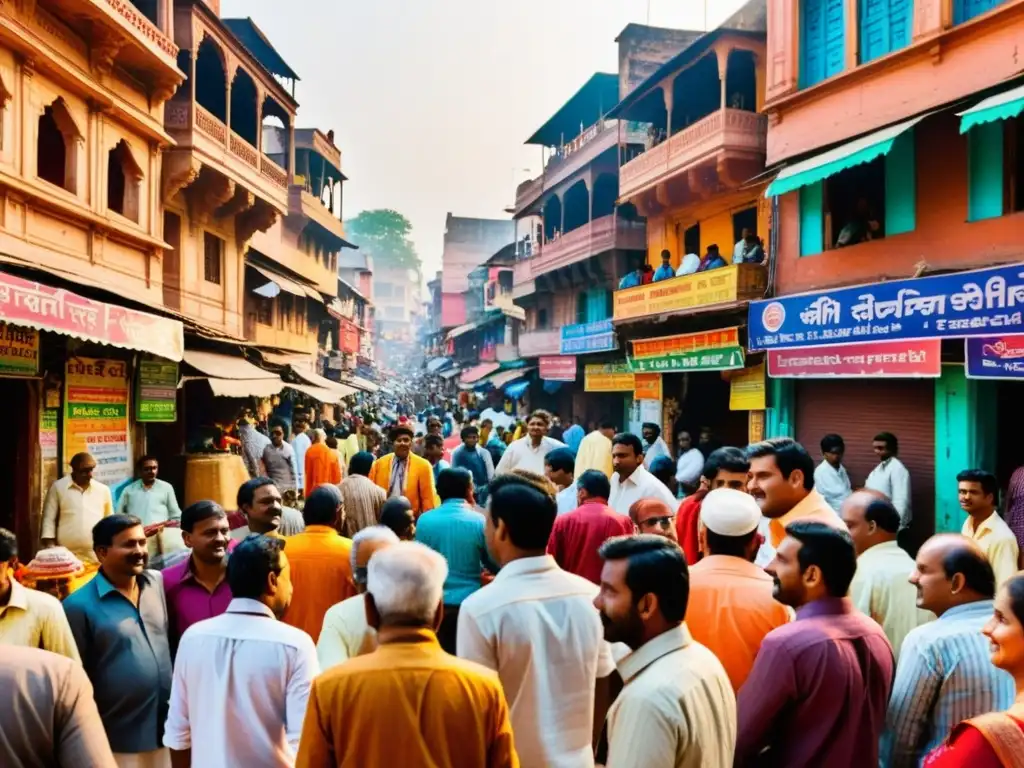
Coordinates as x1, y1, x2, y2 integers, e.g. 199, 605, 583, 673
136, 361, 178, 422
627, 346, 745, 373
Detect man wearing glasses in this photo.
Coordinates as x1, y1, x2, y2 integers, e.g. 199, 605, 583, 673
628, 499, 678, 542
261, 420, 299, 501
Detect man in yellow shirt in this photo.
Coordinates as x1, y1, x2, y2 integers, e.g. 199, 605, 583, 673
573, 421, 615, 480
959, 469, 1019, 588
296, 542, 518, 767
41, 453, 113, 564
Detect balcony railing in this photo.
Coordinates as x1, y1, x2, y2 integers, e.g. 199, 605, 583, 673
195, 104, 227, 144
261, 158, 289, 189
518, 329, 561, 358
513, 215, 647, 284
613, 263, 768, 322
230, 132, 259, 169
619, 109, 768, 200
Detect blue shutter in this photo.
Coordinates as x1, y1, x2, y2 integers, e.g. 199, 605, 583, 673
954, 0, 1006, 25
861, 0, 912, 64
800, 0, 827, 88
586, 289, 609, 322
800, 183, 825, 256
824, 0, 846, 78
890, 0, 911, 53
884, 129, 916, 236
967, 122, 1004, 222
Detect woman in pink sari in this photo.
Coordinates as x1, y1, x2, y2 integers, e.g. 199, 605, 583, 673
924, 574, 1024, 767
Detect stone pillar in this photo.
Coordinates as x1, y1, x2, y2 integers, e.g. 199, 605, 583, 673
661, 82, 673, 137
765, 0, 798, 101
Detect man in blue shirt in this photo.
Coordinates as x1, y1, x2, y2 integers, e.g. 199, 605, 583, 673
423, 434, 450, 482
697, 244, 728, 272
652, 249, 676, 282
414, 468, 495, 654
451, 426, 495, 497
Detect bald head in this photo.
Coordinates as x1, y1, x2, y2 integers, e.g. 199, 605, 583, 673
841, 490, 900, 556
910, 534, 995, 617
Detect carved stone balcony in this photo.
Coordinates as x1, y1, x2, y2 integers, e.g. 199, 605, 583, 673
512, 215, 646, 285
518, 329, 561, 358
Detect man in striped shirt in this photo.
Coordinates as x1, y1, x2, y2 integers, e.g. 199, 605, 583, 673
880, 534, 1016, 766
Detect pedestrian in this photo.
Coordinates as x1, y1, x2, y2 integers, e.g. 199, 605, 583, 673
608, 433, 678, 514
63, 514, 173, 768
232, 478, 305, 540
686, 489, 790, 692
641, 423, 671, 469
842, 491, 934, 657
117, 456, 183, 546
596, 535, 735, 768
865, 431, 912, 530
415, 468, 493, 654
282, 485, 355, 642
294, 542, 518, 767
736, 522, 894, 767
547, 469, 633, 585
0, 527, 79, 660
495, 409, 564, 475
562, 416, 585, 455
574, 420, 615, 479
1003, 462, 1024, 564
923, 573, 1024, 764
164, 534, 318, 768
368, 424, 438, 515
459, 472, 615, 767
380, 496, 417, 540
238, 415, 271, 479
0, 645, 116, 767
339, 451, 386, 538
424, 434, 450, 483
304, 429, 341, 498
648, 456, 678, 498
629, 498, 678, 542
674, 430, 704, 495
958, 469, 1019, 588
675, 447, 751, 565
261, 420, 299, 496
880, 534, 1015, 766
813, 433, 852, 513
41, 452, 113, 564
317, 525, 399, 670
451, 425, 495, 498
543, 447, 577, 514
162, 501, 233, 653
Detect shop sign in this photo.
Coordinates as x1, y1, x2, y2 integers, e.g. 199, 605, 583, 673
136, 361, 178, 422
0, 270, 184, 361
539, 356, 577, 381
767, 339, 942, 378
965, 335, 1024, 379
340, 319, 360, 355
64, 358, 130, 486
584, 363, 634, 392
748, 263, 1024, 351
614, 264, 757, 321
560, 319, 618, 354
40, 408, 58, 461
633, 373, 662, 400
628, 327, 745, 373
730, 363, 766, 410
748, 410, 765, 444
0, 322, 39, 375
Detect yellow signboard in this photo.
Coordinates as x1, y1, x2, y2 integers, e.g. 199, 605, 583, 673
730, 363, 767, 411
633, 373, 662, 400
748, 409, 765, 444
0, 323, 39, 376
614, 264, 741, 321
584, 363, 635, 392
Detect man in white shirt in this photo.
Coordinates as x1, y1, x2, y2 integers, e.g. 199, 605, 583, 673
677, 253, 700, 276
458, 473, 614, 767
164, 534, 318, 768
674, 430, 704, 495
494, 409, 565, 476
865, 432, 912, 530
814, 434, 852, 513
609, 434, 678, 514
291, 419, 312, 493
41, 453, 113, 564
544, 447, 578, 515
641, 423, 672, 470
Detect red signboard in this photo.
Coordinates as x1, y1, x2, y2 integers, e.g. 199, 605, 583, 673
767, 339, 942, 378
339, 319, 359, 354
0, 270, 184, 361
539, 355, 577, 381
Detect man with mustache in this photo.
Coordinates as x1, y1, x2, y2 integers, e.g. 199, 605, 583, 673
63, 515, 173, 768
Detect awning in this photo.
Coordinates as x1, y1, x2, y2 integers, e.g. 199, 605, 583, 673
447, 320, 481, 340
259, 350, 313, 368
504, 380, 530, 399
204, 377, 283, 398
341, 375, 379, 393
959, 83, 1024, 133
182, 350, 283, 398
765, 115, 926, 198
460, 362, 501, 384
542, 380, 564, 395
285, 383, 348, 403
290, 366, 358, 399
439, 366, 462, 380
249, 264, 309, 299
475, 367, 535, 392
494, 305, 526, 322
302, 286, 325, 304
426, 356, 453, 373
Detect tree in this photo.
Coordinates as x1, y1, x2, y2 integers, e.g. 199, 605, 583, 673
344, 209, 420, 270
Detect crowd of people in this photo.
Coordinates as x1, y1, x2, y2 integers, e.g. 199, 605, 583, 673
4, 406, 1024, 767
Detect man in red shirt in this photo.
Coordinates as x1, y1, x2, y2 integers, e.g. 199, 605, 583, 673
676, 447, 751, 565
547, 470, 633, 584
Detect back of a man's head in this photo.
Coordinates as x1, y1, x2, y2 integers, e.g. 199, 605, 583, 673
348, 452, 375, 477
489, 473, 557, 551
367, 542, 448, 628
436, 467, 472, 503
303, 485, 342, 527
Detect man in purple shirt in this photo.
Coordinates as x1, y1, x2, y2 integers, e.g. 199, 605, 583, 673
163, 501, 233, 653
736, 521, 894, 767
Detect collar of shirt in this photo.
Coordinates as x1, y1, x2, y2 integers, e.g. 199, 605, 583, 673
858, 539, 902, 564
3, 578, 29, 612
691, 554, 772, 582
303, 524, 341, 537
94, 568, 156, 599
436, 498, 470, 513
964, 513, 1001, 539
937, 599, 995, 623
776, 488, 832, 528
618, 465, 653, 488
579, 498, 610, 509
225, 597, 276, 619
616, 623, 693, 684
795, 596, 853, 621
378, 626, 441, 648
492, 554, 556, 584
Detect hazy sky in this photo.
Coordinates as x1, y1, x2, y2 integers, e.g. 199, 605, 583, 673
222, 0, 748, 276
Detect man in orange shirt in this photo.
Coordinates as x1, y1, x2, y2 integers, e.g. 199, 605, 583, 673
296, 541, 518, 767
368, 425, 438, 516
282, 485, 355, 641
687, 487, 791, 692
304, 430, 342, 497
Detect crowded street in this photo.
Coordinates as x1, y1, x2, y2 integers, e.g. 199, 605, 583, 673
4, 0, 1024, 766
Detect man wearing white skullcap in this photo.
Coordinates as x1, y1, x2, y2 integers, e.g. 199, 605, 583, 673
684, 489, 792, 691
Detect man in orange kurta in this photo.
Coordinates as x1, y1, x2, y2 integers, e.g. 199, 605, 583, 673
368, 426, 438, 516
304, 429, 341, 497
281, 485, 355, 642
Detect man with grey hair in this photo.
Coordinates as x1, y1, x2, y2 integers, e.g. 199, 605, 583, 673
297, 542, 518, 766
317, 525, 399, 670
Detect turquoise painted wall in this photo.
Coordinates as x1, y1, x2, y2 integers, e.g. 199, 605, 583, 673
967, 122, 1004, 222
884, 130, 916, 236
767, 378, 796, 439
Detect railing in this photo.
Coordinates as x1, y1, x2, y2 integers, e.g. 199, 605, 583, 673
513, 215, 647, 284
230, 132, 259, 168
261, 157, 289, 188
96, 0, 178, 57
195, 104, 227, 144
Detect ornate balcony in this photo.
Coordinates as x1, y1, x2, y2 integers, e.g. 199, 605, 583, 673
619, 109, 768, 201
518, 329, 561, 358
613, 263, 768, 322
513, 215, 646, 284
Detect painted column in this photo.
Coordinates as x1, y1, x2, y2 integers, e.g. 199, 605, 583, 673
766, 378, 795, 439
933, 365, 997, 533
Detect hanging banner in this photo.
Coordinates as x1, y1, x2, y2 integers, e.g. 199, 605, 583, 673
767, 339, 942, 378
748, 410, 765, 444
561, 319, 618, 354
730, 363, 767, 410
633, 373, 662, 400
40, 407, 58, 461
628, 327, 745, 373
584, 363, 634, 392
614, 264, 765, 321
748, 263, 1024, 351
539, 356, 577, 382
64, 358, 130, 485
136, 361, 178, 422
0, 322, 39, 375
965, 335, 1024, 379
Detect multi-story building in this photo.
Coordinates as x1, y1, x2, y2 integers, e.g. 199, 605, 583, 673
441, 214, 514, 328
750, 0, 1024, 540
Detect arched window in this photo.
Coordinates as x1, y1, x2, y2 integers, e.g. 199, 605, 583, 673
107, 140, 143, 222
196, 37, 227, 122
230, 69, 258, 146
37, 99, 81, 193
